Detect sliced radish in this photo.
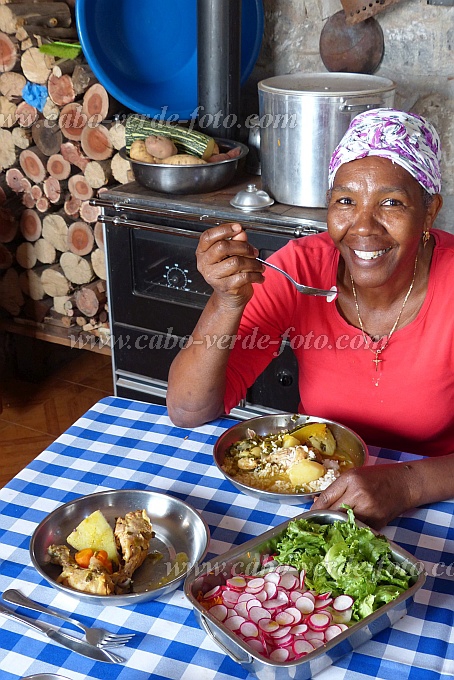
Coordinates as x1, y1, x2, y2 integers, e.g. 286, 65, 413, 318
248, 607, 271, 624
222, 590, 240, 607
279, 572, 299, 591
204, 585, 222, 599
240, 620, 259, 638
315, 596, 333, 609
316, 591, 332, 600
295, 595, 315, 614
299, 569, 306, 589
301, 591, 315, 603
247, 577, 265, 590
209, 604, 228, 621
261, 554, 276, 566
275, 610, 296, 626
332, 595, 354, 612
270, 647, 290, 662
264, 571, 281, 584
289, 589, 305, 603
269, 625, 292, 639
284, 607, 303, 625
337, 623, 349, 631
290, 623, 308, 636
305, 629, 325, 641
226, 576, 247, 590
275, 564, 299, 575
310, 638, 325, 649
324, 624, 343, 641
258, 619, 280, 634
246, 598, 262, 611
234, 602, 250, 618
238, 592, 257, 602
293, 639, 315, 656
224, 615, 246, 631
263, 581, 278, 599
256, 589, 268, 602
307, 612, 331, 631
245, 638, 266, 654
274, 633, 293, 647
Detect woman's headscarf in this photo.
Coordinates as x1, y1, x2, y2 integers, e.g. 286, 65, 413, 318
328, 108, 442, 195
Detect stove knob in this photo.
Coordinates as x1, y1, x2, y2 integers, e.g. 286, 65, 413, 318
277, 370, 293, 387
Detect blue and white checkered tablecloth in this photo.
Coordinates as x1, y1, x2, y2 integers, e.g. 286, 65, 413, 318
0, 397, 452, 680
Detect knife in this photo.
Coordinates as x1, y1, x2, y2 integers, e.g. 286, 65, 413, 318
0, 602, 124, 663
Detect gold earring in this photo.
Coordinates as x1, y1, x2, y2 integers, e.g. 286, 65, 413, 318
423, 229, 430, 248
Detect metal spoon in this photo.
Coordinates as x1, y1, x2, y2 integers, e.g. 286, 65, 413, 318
257, 258, 338, 302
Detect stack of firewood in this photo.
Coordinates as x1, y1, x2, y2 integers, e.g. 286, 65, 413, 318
0, 0, 134, 342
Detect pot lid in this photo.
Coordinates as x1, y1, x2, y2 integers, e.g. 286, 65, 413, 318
230, 184, 274, 211
258, 72, 395, 96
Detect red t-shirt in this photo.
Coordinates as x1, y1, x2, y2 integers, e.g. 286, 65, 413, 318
224, 229, 454, 456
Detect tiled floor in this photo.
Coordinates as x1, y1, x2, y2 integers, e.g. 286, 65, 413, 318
0, 349, 114, 488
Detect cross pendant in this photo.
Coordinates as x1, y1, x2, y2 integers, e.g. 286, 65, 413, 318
372, 352, 382, 370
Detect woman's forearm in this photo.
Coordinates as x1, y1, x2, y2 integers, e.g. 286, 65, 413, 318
166, 292, 245, 427
406, 451, 454, 509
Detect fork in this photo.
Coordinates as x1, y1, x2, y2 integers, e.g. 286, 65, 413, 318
256, 257, 338, 302
3, 589, 134, 648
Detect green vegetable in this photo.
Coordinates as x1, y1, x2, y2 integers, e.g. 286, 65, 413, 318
125, 114, 215, 160
273, 507, 412, 621
39, 42, 82, 60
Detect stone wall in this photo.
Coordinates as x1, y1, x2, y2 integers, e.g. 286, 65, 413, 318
245, 0, 454, 231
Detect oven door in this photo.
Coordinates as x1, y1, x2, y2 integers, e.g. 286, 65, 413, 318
103, 214, 302, 415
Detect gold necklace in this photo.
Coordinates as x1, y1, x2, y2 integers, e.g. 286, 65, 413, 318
350, 255, 418, 378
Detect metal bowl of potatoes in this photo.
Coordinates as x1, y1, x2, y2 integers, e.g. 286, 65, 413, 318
213, 413, 368, 504
30, 489, 210, 606
120, 137, 249, 194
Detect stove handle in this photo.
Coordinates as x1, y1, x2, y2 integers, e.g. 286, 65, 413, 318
98, 214, 201, 239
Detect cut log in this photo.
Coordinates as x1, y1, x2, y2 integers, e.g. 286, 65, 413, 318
15, 240, 37, 268
74, 280, 106, 317
84, 159, 112, 189
71, 63, 96, 96
67, 220, 94, 256
21, 190, 34, 208
5, 166, 24, 192
0, 30, 17, 71
80, 124, 112, 160
31, 116, 63, 155
35, 195, 49, 212
93, 221, 104, 251
63, 192, 80, 217
15, 99, 37, 127
0, 206, 17, 242
34, 236, 56, 264
20, 26, 78, 40
0, 242, 13, 269
47, 152, 70, 179
59, 101, 85, 140
60, 250, 94, 285
19, 207, 41, 240
42, 211, 69, 251
108, 120, 126, 150
30, 184, 42, 200
0, 266, 23, 314
79, 200, 100, 224
0, 70, 25, 98
19, 266, 47, 300
19, 145, 47, 182
0, 3, 72, 34
0, 93, 15, 126
60, 140, 89, 170
43, 175, 61, 204
11, 125, 31, 149
48, 71, 75, 106
53, 294, 72, 315
42, 95, 59, 121
0, 126, 15, 169
44, 308, 74, 327
91, 247, 106, 280
41, 263, 71, 296
111, 151, 132, 185
82, 83, 110, 123
68, 173, 93, 201
21, 46, 54, 84
20, 176, 31, 192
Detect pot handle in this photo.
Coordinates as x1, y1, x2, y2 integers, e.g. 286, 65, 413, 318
339, 97, 388, 113
200, 613, 253, 665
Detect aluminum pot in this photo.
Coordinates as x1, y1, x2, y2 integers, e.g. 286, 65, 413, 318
258, 72, 395, 208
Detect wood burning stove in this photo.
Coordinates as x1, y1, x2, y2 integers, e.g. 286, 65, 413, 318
95, 177, 328, 419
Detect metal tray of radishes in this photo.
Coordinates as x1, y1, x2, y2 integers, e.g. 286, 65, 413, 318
184, 509, 425, 680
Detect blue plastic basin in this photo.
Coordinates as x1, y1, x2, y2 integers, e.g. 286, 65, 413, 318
76, 0, 264, 119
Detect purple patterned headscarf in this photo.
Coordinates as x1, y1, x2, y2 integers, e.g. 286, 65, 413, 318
328, 108, 442, 195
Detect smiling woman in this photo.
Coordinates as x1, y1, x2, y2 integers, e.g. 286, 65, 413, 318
166, 108, 454, 530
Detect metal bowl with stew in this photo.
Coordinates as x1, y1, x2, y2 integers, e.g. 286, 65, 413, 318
30, 489, 210, 606
213, 414, 368, 504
